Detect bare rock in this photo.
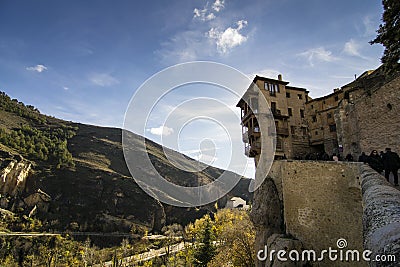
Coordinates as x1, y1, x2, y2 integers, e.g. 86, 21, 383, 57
0, 155, 31, 197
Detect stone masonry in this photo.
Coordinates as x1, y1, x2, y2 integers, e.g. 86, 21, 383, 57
335, 73, 400, 158
252, 160, 365, 266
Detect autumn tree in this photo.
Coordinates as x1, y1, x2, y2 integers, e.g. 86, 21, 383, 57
210, 209, 255, 267
370, 0, 400, 73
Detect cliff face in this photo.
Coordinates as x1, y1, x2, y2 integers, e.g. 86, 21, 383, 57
0, 152, 31, 197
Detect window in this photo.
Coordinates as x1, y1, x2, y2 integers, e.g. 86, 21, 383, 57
310, 104, 314, 109
298, 94, 303, 99
301, 127, 307, 135
327, 113, 332, 119
300, 109, 304, 118
286, 92, 290, 98
312, 116, 317, 122
288, 108, 292, 116
315, 131, 318, 135
265, 82, 279, 96
275, 137, 283, 150
291, 126, 296, 135
323, 100, 326, 104
271, 102, 277, 113
335, 96, 339, 101
329, 124, 336, 132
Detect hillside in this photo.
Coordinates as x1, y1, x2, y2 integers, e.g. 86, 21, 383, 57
0, 91, 251, 246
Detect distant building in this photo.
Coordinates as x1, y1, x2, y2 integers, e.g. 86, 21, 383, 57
226, 197, 249, 210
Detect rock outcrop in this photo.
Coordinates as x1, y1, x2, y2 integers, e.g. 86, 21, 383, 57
0, 151, 31, 198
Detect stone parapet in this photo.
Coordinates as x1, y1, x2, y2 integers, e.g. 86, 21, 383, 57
360, 165, 400, 266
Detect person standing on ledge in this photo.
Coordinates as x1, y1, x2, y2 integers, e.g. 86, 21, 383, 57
382, 148, 400, 186
367, 150, 383, 174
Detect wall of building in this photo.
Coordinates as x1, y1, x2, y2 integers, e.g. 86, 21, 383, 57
306, 90, 344, 155
286, 87, 310, 158
252, 160, 365, 266
335, 75, 400, 158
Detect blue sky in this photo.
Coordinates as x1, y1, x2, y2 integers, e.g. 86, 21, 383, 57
0, 1, 384, 178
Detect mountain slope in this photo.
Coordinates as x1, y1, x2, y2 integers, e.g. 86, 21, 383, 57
0, 91, 251, 246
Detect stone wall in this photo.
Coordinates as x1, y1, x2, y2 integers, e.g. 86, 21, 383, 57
335, 75, 400, 158
252, 160, 365, 266
280, 161, 363, 253
360, 165, 400, 267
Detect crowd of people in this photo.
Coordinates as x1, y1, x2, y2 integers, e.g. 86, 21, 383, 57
360, 148, 400, 186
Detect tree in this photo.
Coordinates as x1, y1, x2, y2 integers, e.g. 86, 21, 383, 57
210, 209, 256, 267
193, 217, 216, 267
162, 223, 183, 265
370, 0, 400, 73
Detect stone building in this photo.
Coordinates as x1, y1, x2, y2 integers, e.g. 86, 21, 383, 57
237, 67, 400, 161
236, 75, 310, 160
306, 90, 342, 155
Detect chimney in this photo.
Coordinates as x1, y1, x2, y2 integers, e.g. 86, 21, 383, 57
278, 74, 282, 81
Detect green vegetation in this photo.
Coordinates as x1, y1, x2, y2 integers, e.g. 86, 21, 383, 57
0, 91, 46, 124
0, 91, 77, 168
0, 212, 151, 266
142, 209, 256, 267
0, 125, 76, 168
370, 0, 400, 73
193, 217, 216, 267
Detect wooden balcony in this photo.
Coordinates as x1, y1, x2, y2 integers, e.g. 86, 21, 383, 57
244, 141, 261, 157
271, 109, 289, 119
276, 127, 289, 136
268, 126, 289, 136
242, 131, 249, 143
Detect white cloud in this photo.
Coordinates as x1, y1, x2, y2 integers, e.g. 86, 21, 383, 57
212, 0, 225, 12
148, 126, 174, 136
297, 47, 337, 66
362, 15, 378, 37
89, 73, 119, 87
193, 8, 216, 21
63, 86, 69, 90
156, 30, 206, 63
208, 20, 248, 54
26, 64, 47, 73
343, 39, 361, 57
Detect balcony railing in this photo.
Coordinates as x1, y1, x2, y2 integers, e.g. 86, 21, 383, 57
242, 131, 249, 143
